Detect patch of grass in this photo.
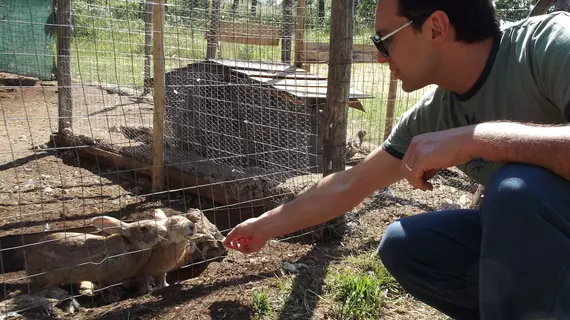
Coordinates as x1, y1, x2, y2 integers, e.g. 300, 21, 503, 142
68, 0, 432, 146
252, 288, 274, 320
324, 250, 403, 320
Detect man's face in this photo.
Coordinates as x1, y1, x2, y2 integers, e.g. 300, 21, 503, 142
374, 0, 437, 92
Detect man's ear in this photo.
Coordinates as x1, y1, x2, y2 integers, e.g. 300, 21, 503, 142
426, 10, 450, 43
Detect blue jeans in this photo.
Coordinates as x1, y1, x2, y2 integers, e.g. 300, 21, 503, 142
377, 163, 570, 320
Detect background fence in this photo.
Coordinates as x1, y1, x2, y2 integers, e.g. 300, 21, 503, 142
0, 0, 563, 318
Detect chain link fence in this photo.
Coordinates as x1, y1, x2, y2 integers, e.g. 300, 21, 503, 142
0, 0, 518, 317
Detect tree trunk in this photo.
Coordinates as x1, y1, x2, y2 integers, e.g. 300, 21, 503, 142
143, 0, 153, 95
206, 0, 221, 59
319, 0, 354, 239
555, 0, 570, 11
281, 0, 293, 63
318, 0, 325, 22
251, 0, 258, 17
528, 0, 556, 16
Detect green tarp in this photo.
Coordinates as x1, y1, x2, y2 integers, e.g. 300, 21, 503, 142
0, 0, 56, 80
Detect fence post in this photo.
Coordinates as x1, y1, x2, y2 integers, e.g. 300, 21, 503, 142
152, 0, 166, 192
320, 0, 354, 237
294, 0, 306, 69
206, 0, 221, 59
143, 0, 154, 95
383, 70, 398, 141
56, 0, 72, 133
528, 0, 556, 16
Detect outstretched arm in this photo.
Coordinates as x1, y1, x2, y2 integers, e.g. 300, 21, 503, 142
259, 146, 405, 239
222, 146, 405, 253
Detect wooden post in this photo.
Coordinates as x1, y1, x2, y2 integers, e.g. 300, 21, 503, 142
56, 0, 72, 133
152, 0, 166, 192
383, 70, 398, 141
281, 0, 293, 63
206, 0, 221, 59
294, 0, 307, 70
142, 0, 154, 95
528, 0, 555, 16
316, 0, 354, 240
555, 0, 570, 11
322, 0, 353, 177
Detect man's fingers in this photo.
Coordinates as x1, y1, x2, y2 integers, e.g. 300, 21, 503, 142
222, 227, 241, 247
423, 168, 440, 180
405, 160, 435, 191
235, 241, 250, 253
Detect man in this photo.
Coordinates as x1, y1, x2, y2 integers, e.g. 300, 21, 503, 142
222, 0, 570, 318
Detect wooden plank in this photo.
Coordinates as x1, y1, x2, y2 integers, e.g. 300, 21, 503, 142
218, 20, 281, 46
219, 35, 279, 46
210, 59, 292, 72
299, 42, 377, 63
152, 0, 166, 192
233, 69, 327, 80
304, 42, 376, 53
250, 78, 329, 87
56, 0, 72, 133
273, 84, 373, 99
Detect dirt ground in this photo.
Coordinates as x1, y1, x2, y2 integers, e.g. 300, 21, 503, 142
0, 73, 477, 319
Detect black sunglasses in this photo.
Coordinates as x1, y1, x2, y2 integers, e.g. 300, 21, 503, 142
370, 20, 413, 57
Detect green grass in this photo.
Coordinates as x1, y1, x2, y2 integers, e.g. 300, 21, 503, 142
324, 250, 402, 320
68, 0, 429, 144
252, 288, 274, 319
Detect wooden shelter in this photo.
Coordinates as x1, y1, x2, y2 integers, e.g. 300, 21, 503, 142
163, 59, 373, 179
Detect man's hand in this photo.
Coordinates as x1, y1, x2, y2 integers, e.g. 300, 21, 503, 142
401, 126, 474, 191
222, 217, 270, 254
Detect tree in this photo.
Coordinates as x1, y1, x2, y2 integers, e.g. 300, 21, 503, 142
494, 0, 535, 21
554, 0, 570, 11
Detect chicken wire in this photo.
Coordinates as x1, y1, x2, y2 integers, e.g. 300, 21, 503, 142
163, 61, 317, 179
0, 0, 490, 317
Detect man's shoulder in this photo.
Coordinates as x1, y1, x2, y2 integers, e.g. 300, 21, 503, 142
404, 86, 453, 116
396, 85, 458, 133
500, 11, 570, 43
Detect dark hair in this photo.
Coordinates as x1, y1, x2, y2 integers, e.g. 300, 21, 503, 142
396, 0, 501, 43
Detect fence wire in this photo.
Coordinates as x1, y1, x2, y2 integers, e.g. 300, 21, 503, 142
0, 0, 512, 317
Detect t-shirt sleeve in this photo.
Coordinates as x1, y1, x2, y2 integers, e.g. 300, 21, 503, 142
381, 87, 439, 160
530, 12, 570, 121
381, 109, 413, 160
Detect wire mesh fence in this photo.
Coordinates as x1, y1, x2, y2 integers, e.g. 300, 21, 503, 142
0, 0, 524, 317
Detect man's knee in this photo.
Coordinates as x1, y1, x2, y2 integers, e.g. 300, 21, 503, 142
480, 162, 570, 233
377, 220, 411, 273
482, 163, 564, 213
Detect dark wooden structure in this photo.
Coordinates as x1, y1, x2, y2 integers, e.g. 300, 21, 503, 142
163, 59, 372, 179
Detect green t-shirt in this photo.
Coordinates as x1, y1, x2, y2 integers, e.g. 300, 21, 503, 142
382, 11, 570, 186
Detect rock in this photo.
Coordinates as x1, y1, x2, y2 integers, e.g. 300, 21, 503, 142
185, 208, 227, 262
458, 194, 471, 209
281, 262, 310, 274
